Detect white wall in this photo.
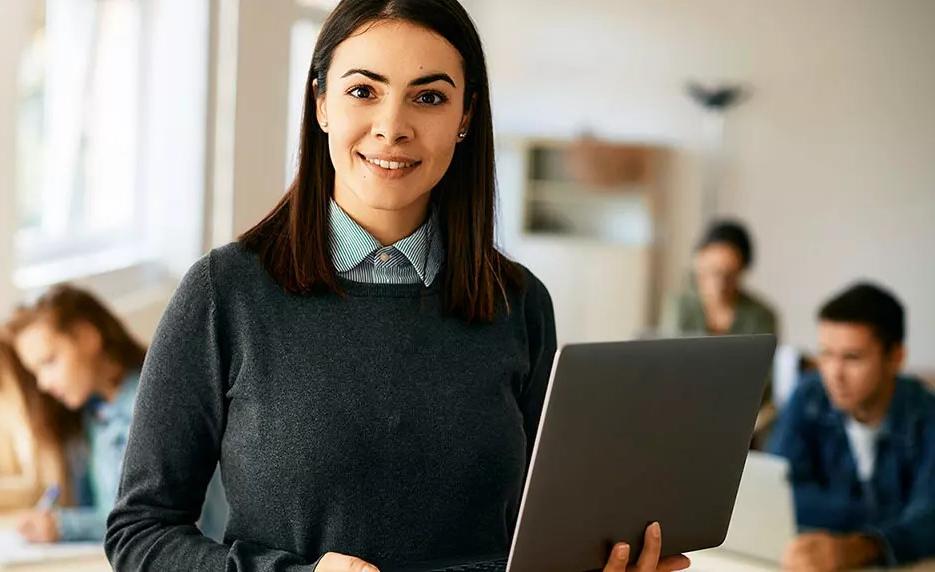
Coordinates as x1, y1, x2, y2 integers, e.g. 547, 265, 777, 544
0, 0, 28, 318
474, 0, 935, 376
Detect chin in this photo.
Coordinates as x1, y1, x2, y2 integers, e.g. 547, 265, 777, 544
829, 395, 856, 414
357, 187, 431, 212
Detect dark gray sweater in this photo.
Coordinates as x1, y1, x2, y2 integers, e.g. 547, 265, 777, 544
105, 243, 556, 571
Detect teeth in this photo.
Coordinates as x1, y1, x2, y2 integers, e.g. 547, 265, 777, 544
366, 157, 415, 170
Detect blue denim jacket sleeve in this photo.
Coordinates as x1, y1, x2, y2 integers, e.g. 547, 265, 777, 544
55, 375, 139, 543
864, 421, 935, 565
56, 506, 107, 541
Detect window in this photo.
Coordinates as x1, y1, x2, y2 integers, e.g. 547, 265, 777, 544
16, 0, 146, 284
14, 0, 208, 289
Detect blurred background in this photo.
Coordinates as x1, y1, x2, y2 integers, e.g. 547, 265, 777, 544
1, 0, 934, 381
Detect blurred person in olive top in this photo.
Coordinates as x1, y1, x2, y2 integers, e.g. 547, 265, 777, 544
661, 220, 778, 338
770, 283, 935, 570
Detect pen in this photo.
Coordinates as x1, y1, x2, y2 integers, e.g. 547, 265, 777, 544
35, 484, 60, 511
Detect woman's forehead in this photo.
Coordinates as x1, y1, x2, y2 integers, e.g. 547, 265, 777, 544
329, 20, 464, 83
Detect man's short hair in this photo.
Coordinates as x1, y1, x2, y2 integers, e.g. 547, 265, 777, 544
818, 282, 905, 351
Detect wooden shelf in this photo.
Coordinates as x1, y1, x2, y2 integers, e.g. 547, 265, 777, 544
521, 140, 659, 245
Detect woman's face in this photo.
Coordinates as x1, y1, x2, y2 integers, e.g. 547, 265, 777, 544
14, 320, 102, 410
316, 20, 471, 221
693, 242, 745, 305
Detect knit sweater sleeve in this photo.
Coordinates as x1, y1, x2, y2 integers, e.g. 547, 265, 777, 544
104, 253, 313, 572
517, 271, 558, 464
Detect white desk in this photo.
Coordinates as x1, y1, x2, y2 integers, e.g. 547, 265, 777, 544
688, 547, 935, 571
0, 513, 109, 572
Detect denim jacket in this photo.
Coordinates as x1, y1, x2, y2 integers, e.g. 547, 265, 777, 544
769, 373, 935, 565
56, 371, 140, 541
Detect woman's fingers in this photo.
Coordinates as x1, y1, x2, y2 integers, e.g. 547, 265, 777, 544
634, 522, 663, 571
602, 542, 631, 571
16, 512, 37, 539
657, 554, 692, 571
316, 551, 380, 572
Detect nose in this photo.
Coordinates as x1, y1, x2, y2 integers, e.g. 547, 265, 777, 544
371, 100, 413, 144
824, 358, 845, 383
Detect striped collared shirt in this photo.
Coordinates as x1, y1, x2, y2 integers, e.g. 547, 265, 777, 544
329, 199, 444, 287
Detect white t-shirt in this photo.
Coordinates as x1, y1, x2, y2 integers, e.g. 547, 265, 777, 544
845, 417, 882, 482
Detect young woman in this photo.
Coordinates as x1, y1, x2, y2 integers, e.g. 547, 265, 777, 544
6, 285, 148, 542
106, 1, 690, 571
0, 337, 82, 511
662, 220, 778, 338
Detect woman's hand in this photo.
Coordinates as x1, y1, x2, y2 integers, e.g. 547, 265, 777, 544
315, 551, 380, 572
602, 522, 691, 572
16, 509, 60, 543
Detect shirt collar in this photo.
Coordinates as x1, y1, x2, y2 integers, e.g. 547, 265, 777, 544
329, 199, 444, 287
87, 370, 140, 423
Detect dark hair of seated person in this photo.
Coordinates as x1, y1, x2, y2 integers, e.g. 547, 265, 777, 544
818, 282, 905, 352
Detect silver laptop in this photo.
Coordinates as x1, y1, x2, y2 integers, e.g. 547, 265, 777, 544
720, 451, 797, 563
390, 335, 776, 572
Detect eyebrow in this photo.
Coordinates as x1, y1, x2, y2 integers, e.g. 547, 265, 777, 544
340, 68, 456, 88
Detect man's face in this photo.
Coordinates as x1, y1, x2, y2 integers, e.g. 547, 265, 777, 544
816, 321, 903, 416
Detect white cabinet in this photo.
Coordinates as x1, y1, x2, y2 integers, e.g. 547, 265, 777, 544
497, 137, 664, 345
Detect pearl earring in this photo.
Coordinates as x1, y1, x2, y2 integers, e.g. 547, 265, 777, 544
457, 131, 467, 140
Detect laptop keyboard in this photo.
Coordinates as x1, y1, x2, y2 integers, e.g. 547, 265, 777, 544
428, 558, 507, 571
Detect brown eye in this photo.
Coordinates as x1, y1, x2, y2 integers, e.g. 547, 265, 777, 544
416, 91, 447, 106
347, 86, 374, 99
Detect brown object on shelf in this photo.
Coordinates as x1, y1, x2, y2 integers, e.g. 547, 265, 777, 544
566, 136, 655, 189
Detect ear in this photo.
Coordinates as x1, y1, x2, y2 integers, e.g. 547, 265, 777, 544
70, 321, 103, 357
457, 94, 476, 141
886, 343, 906, 375
313, 79, 328, 133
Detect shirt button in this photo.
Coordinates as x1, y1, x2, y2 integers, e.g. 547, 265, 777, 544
378, 252, 391, 262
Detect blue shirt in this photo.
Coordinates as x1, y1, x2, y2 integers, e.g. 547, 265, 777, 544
769, 373, 935, 565
329, 199, 444, 287
57, 371, 140, 541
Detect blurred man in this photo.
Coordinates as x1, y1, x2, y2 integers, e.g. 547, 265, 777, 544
770, 283, 934, 570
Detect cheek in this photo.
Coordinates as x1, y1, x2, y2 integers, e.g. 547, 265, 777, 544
48, 361, 76, 391
57, 350, 92, 387
328, 125, 362, 164
420, 124, 459, 178
853, 364, 883, 394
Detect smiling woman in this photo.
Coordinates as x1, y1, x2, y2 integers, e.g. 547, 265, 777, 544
239, 0, 514, 321
103, 2, 686, 572
317, 20, 472, 246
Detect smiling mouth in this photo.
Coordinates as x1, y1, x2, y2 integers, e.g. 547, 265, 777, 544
357, 152, 421, 171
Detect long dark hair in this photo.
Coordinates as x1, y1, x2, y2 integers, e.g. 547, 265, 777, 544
239, 0, 523, 322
